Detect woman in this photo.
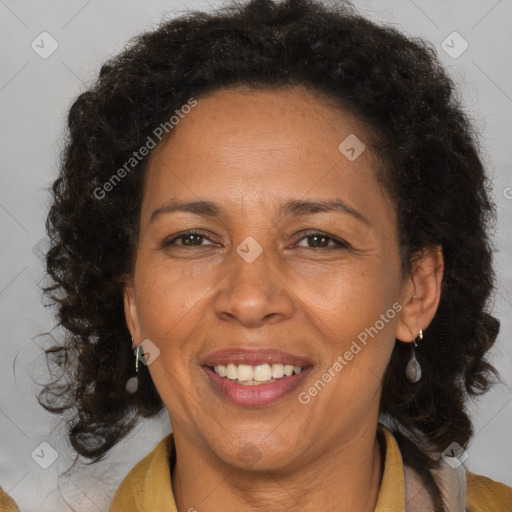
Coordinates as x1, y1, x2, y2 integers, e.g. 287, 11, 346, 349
39, 0, 512, 510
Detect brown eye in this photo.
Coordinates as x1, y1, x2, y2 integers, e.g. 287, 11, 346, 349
163, 231, 216, 248
295, 231, 349, 249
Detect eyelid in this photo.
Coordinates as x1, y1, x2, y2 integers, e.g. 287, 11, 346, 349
163, 229, 350, 250
163, 229, 217, 247
291, 230, 351, 249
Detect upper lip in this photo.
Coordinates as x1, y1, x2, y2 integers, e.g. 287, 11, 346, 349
201, 348, 313, 367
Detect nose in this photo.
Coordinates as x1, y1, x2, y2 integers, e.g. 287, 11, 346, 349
213, 244, 295, 328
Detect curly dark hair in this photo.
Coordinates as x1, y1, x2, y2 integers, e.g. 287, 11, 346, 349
39, 0, 501, 508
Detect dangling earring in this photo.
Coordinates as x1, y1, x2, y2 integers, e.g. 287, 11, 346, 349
406, 329, 423, 383
126, 337, 140, 393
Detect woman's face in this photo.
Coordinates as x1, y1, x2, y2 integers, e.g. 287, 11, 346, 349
124, 85, 413, 471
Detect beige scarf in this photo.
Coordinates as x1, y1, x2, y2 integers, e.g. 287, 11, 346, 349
403, 458, 467, 511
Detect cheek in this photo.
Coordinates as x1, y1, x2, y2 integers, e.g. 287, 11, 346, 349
132, 260, 211, 415
292, 259, 396, 337
136, 246, 215, 308
132, 256, 215, 364
301, 258, 400, 389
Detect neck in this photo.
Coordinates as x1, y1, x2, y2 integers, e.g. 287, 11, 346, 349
171, 422, 384, 512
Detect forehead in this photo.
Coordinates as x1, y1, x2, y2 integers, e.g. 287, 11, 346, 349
140, 85, 389, 223
158, 85, 362, 153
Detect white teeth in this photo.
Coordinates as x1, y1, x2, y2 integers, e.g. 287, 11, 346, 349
283, 365, 294, 377
226, 363, 238, 380
253, 364, 272, 382
271, 363, 284, 379
212, 363, 304, 382
237, 364, 253, 381
214, 365, 226, 377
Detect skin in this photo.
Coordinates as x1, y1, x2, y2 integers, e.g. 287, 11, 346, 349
123, 85, 444, 512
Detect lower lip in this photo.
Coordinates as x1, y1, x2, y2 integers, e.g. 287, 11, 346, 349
203, 366, 313, 407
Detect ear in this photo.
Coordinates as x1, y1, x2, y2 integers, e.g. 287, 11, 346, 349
395, 245, 444, 342
122, 275, 142, 346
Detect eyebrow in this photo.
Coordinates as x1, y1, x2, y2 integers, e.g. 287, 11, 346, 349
149, 198, 370, 226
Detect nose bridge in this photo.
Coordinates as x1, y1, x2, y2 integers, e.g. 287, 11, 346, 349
228, 237, 275, 302
213, 237, 294, 326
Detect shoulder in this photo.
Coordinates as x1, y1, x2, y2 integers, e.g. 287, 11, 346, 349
0, 485, 19, 512
110, 434, 174, 512
465, 470, 512, 512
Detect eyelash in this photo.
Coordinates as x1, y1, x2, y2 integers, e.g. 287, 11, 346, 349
162, 230, 350, 250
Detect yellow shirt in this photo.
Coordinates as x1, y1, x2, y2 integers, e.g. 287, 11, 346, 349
0, 485, 19, 512
110, 425, 512, 511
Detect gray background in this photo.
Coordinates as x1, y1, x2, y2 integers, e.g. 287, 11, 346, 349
0, 0, 511, 510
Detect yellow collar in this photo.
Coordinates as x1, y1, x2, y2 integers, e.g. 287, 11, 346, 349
110, 423, 512, 511
375, 424, 406, 510
110, 423, 408, 511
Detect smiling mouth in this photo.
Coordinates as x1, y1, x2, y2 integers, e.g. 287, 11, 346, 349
208, 363, 306, 385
